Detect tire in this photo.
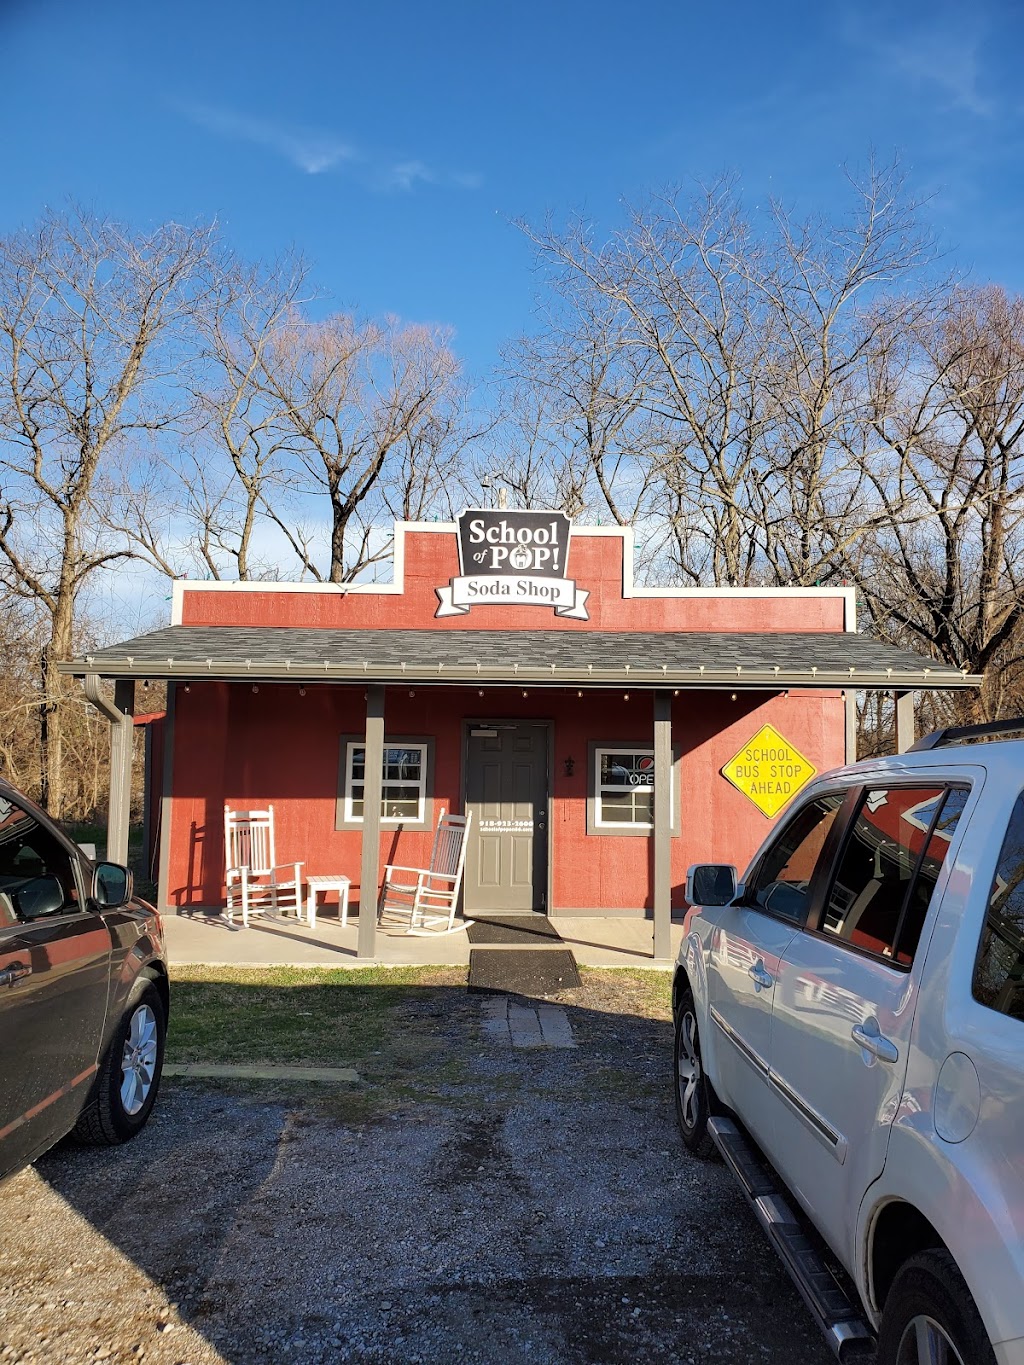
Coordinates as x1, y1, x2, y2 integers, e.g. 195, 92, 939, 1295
74, 979, 166, 1146
674, 984, 717, 1159
876, 1249, 996, 1365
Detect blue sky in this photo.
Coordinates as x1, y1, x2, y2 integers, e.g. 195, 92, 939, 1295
3, 0, 1023, 380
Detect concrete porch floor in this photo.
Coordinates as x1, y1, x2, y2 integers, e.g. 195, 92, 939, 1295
160, 909, 685, 969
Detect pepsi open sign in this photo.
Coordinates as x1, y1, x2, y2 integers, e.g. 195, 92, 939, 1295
458, 510, 570, 579
603, 753, 655, 787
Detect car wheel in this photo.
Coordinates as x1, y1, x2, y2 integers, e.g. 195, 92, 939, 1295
877, 1249, 996, 1365
674, 984, 717, 1159
74, 979, 166, 1146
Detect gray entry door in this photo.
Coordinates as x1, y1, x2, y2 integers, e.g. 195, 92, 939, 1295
465, 723, 549, 913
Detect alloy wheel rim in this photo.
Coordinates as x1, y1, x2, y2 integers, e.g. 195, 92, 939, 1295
896, 1314, 966, 1365
677, 1011, 702, 1129
120, 1003, 158, 1116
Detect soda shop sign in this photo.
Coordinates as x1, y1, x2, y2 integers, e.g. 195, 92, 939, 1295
435, 509, 590, 619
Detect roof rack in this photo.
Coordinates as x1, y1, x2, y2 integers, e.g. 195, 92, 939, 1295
909, 717, 1024, 752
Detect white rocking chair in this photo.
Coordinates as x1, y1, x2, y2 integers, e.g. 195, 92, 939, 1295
379, 809, 473, 936
224, 805, 304, 927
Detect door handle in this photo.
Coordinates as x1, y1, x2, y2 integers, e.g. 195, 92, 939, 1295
851, 1022, 899, 1064
747, 961, 774, 990
0, 962, 31, 988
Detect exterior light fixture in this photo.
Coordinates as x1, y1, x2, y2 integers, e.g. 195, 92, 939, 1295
299, 687, 306, 697
564, 756, 575, 777
409, 689, 416, 698
522, 690, 529, 698
624, 692, 630, 701
252, 685, 259, 694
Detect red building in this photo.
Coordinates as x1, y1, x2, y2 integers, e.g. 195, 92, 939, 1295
63, 515, 978, 959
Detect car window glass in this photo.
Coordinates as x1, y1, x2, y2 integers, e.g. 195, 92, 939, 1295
820, 786, 956, 963
974, 791, 1024, 1021
0, 802, 79, 921
746, 794, 844, 922
892, 788, 968, 964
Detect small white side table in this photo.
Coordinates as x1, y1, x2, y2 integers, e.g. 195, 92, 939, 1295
304, 876, 351, 929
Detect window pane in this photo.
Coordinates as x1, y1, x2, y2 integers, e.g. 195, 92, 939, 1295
974, 791, 1024, 1021
0, 803, 78, 921
748, 794, 844, 922
352, 784, 422, 821
821, 787, 947, 961
894, 789, 968, 964
600, 787, 653, 825
346, 742, 427, 822
384, 749, 422, 781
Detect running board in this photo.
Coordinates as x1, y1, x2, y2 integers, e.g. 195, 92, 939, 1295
708, 1116, 876, 1361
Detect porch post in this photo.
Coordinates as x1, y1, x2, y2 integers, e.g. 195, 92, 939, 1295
157, 683, 177, 913
653, 689, 672, 961
358, 685, 385, 959
895, 690, 915, 754
845, 689, 858, 765
84, 673, 135, 865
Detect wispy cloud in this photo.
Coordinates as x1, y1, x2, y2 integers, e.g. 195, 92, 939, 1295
379, 160, 484, 193
176, 100, 482, 191
178, 102, 356, 174
842, 10, 996, 118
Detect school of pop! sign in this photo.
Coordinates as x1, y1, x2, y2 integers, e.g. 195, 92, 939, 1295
434, 509, 590, 619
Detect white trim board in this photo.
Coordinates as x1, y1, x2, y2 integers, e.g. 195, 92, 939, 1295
170, 520, 857, 631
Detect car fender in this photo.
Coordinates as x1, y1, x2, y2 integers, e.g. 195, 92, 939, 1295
100, 904, 168, 1046
857, 1121, 1024, 1348
676, 924, 724, 1082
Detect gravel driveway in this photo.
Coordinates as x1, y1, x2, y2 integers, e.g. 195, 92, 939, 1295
1, 982, 833, 1364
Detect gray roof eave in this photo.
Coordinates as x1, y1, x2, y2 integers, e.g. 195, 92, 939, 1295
57, 625, 982, 691
58, 657, 981, 690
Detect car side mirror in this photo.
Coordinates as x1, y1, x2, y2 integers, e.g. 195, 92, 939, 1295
93, 862, 133, 909
685, 863, 738, 907
16, 874, 66, 920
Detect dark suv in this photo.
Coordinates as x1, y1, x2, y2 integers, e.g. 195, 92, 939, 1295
0, 778, 168, 1182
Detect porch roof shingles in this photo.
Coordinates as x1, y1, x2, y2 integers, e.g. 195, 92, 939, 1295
61, 625, 979, 690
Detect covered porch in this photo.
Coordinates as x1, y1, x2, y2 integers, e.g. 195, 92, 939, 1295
62, 623, 980, 964
157, 907, 687, 969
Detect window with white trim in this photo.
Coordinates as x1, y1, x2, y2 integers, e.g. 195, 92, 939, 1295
595, 748, 658, 828
343, 742, 429, 824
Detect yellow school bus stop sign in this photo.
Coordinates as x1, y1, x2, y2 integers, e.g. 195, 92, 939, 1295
722, 723, 817, 818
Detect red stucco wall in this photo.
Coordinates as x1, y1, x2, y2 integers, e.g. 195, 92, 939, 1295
162, 525, 850, 913
164, 681, 846, 913
178, 530, 848, 633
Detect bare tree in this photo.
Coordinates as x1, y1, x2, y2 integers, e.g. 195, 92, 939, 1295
517, 163, 940, 589
753, 160, 938, 586
852, 285, 1024, 719
497, 289, 660, 528
237, 312, 466, 582
0, 207, 216, 814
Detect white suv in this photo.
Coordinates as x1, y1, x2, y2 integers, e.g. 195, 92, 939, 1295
674, 720, 1024, 1365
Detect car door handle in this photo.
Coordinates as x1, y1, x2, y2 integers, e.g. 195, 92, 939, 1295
747, 961, 774, 990
0, 962, 31, 988
851, 1022, 899, 1064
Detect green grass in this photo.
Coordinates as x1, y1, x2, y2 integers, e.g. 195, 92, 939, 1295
164, 964, 673, 1119
168, 964, 469, 1066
